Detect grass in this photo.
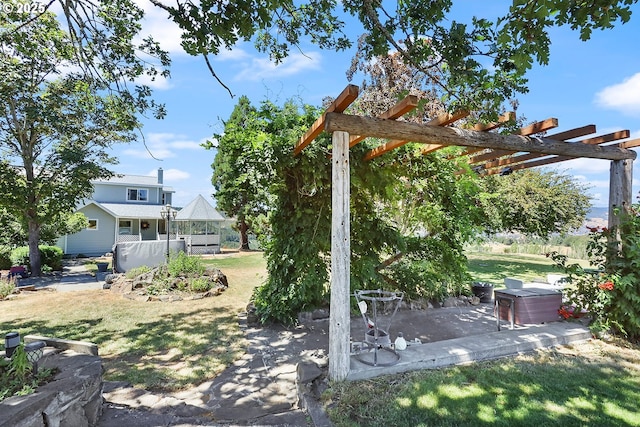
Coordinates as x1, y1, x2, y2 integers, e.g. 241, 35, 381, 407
325, 339, 640, 426
0, 251, 266, 392
325, 251, 640, 426
467, 252, 590, 286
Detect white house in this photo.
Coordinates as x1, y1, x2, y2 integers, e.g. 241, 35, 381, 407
58, 168, 227, 256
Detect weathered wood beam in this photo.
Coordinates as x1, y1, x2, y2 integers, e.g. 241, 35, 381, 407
364, 110, 470, 160
609, 159, 633, 246
451, 112, 518, 158
467, 124, 597, 167
467, 118, 560, 164
294, 85, 359, 155
324, 113, 636, 161
482, 130, 630, 174
329, 130, 351, 381
349, 95, 418, 147
418, 110, 472, 155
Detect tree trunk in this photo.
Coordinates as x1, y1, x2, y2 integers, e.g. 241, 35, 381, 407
238, 219, 250, 251
28, 219, 42, 277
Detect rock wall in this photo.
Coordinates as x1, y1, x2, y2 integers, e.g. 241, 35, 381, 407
0, 348, 103, 427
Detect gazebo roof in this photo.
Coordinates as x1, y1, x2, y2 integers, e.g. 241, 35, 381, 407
175, 195, 225, 221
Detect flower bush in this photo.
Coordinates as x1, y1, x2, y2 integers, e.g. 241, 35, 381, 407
550, 201, 640, 342
550, 250, 617, 335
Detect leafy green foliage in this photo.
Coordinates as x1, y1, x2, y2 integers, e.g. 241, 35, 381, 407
10, 246, 63, 272
0, 276, 16, 299
190, 278, 212, 293
0, 4, 153, 275
207, 96, 274, 249
167, 251, 205, 277
218, 95, 592, 324
0, 344, 55, 402
551, 202, 640, 342
342, 0, 637, 119
0, 245, 11, 270
125, 265, 152, 280
30, 0, 636, 113
481, 169, 591, 238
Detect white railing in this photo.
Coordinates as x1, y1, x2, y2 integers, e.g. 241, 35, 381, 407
189, 235, 220, 246
117, 234, 141, 243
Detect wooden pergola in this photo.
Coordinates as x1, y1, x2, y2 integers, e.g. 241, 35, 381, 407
294, 84, 639, 381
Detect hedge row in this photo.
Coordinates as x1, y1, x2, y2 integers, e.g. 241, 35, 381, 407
0, 245, 63, 271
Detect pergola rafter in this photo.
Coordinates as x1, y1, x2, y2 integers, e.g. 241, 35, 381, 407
481, 130, 632, 175
292, 85, 637, 382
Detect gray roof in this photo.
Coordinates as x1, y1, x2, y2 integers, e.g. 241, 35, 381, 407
175, 195, 225, 221
97, 203, 177, 219
93, 174, 161, 187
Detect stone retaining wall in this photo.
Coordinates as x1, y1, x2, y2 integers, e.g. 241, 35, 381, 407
0, 338, 103, 427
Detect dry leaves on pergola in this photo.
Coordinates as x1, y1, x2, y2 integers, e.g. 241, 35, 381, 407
294, 84, 638, 381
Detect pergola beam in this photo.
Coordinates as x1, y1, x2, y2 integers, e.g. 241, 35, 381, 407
473, 125, 599, 170
294, 85, 359, 155
364, 110, 470, 160
350, 95, 418, 148
467, 118, 561, 164
482, 130, 631, 175
325, 113, 636, 161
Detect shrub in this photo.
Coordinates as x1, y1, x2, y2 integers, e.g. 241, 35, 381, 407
190, 277, 211, 293
10, 247, 29, 267
167, 251, 205, 277
0, 246, 11, 270
9, 246, 63, 271
39, 246, 63, 271
551, 205, 640, 342
125, 265, 151, 280
0, 277, 16, 299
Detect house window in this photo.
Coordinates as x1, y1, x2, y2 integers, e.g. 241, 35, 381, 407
119, 220, 132, 235
87, 219, 98, 230
127, 188, 148, 202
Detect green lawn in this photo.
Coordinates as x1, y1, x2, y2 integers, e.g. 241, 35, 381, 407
467, 252, 590, 286
0, 252, 266, 392
325, 340, 640, 426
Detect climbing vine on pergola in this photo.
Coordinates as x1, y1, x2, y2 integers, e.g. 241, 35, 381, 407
295, 85, 639, 381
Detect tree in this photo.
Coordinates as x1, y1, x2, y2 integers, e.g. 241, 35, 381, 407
481, 169, 591, 238
0, 6, 140, 275
16, 0, 636, 110
208, 96, 273, 250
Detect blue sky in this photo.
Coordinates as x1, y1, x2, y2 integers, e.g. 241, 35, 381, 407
112, 1, 640, 209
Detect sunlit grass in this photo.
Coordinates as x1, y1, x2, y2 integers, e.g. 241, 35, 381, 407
326, 340, 640, 426
0, 252, 266, 392
467, 251, 590, 285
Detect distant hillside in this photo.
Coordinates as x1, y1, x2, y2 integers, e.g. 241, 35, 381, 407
587, 206, 608, 220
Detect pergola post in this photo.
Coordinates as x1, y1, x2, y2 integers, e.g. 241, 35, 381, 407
608, 159, 633, 247
329, 130, 351, 381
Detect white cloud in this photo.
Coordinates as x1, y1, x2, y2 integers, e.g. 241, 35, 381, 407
136, 0, 188, 56
233, 52, 322, 81
595, 72, 640, 115
216, 47, 252, 62
124, 133, 205, 159
148, 168, 191, 181
551, 157, 611, 174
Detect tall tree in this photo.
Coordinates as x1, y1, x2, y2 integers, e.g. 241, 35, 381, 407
0, 5, 140, 275
208, 96, 272, 250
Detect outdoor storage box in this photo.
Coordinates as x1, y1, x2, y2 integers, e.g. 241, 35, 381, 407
494, 287, 562, 324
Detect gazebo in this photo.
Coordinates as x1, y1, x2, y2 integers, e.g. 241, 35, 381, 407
296, 85, 639, 381
174, 194, 227, 254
